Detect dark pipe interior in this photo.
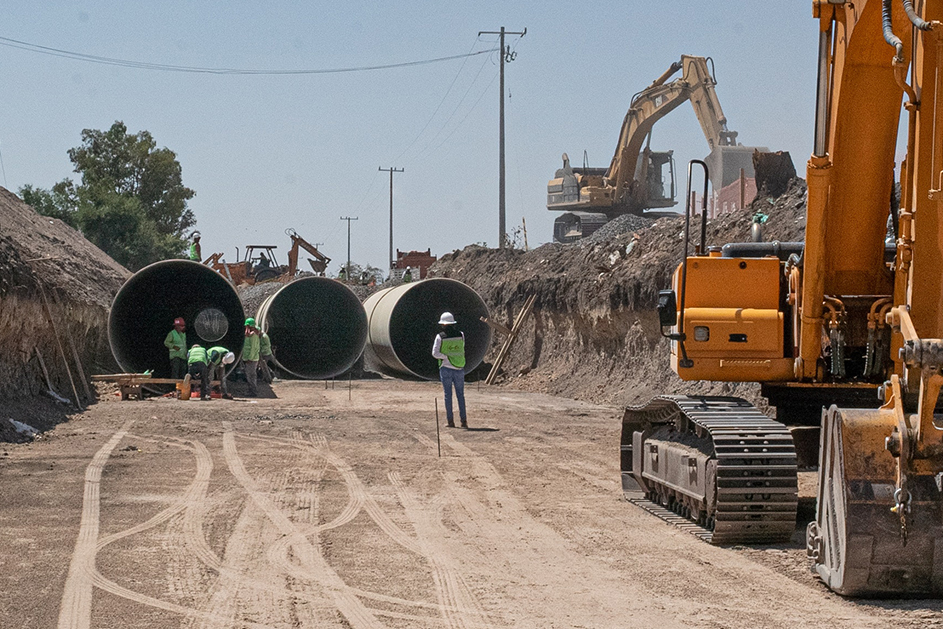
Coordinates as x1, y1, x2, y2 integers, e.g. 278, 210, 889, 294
388, 279, 491, 379
262, 278, 367, 379
109, 261, 245, 377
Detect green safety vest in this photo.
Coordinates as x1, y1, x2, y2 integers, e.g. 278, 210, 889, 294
260, 333, 272, 357
242, 332, 261, 361
438, 334, 466, 369
208, 346, 228, 365
187, 346, 208, 365
189, 243, 200, 260
164, 329, 187, 360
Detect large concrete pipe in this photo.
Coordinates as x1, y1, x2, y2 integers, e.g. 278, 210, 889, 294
363, 278, 492, 380
109, 260, 245, 376
256, 277, 367, 379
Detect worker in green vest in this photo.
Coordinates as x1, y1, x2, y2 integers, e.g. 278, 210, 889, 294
242, 318, 261, 397
207, 346, 236, 399
164, 317, 187, 379
431, 312, 467, 428
403, 266, 413, 283
186, 343, 210, 401
188, 232, 202, 261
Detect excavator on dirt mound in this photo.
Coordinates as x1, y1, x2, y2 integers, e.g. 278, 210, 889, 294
547, 54, 766, 242
621, 0, 943, 597
204, 228, 330, 286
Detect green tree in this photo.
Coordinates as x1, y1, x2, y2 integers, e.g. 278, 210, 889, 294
18, 121, 196, 270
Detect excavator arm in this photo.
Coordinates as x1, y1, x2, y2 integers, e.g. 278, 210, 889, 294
286, 229, 331, 276
549, 55, 744, 218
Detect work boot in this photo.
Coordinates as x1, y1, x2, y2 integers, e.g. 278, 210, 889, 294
446, 420, 456, 428
460, 420, 468, 429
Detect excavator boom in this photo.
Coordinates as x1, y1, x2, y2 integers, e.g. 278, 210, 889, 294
548, 55, 760, 223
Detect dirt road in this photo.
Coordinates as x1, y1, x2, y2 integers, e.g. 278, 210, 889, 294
1, 381, 941, 628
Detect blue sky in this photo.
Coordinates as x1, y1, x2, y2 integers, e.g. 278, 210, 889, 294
0, 2, 818, 272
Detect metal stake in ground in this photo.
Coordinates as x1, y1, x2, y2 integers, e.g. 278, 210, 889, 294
435, 398, 441, 458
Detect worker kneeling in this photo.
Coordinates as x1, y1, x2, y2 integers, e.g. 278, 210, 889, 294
187, 344, 211, 401
207, 346, 236, 399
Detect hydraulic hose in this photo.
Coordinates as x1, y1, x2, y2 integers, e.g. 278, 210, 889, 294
901, 0, 934, 31
883, 0, 904, 62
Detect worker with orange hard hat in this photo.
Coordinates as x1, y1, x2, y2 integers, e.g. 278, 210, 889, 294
164, 317, 187, 379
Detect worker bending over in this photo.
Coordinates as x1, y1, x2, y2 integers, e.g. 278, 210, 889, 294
164, 317, 187, 379
207, 346, 235, 399
432, 312, 467, 428
187, 344, 210, 401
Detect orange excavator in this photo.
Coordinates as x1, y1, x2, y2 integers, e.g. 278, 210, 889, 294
204, 229, 330, 285
621, 0, 943, 596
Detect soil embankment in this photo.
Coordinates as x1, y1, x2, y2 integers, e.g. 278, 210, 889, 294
0, 187, 129, 439
431, 179, 809, 409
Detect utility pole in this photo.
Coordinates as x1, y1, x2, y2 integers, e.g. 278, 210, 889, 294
479, 26, 525, 249
379, 166, 404, 271
339, 216, 358, 282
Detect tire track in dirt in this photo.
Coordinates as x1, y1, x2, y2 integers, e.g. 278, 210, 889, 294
434, 431, 686, 627
57, 421, 133, 629
222, 422, 385, 629
191, 428, 339, 629
389, 471, 497, 629
76, 432, 276, 628
246, 431, 493, 625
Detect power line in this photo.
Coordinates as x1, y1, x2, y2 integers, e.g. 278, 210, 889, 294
0, 35, 495, 75
392, 37, 481, 164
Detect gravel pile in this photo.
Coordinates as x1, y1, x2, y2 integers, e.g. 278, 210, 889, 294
581, 213, 655, 244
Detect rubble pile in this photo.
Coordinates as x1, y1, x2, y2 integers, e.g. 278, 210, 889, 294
0, 187, 129, 439
432, 178, 808, 409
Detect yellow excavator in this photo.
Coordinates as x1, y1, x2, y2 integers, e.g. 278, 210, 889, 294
547, 54, 760, 230
621, 0, 943, 597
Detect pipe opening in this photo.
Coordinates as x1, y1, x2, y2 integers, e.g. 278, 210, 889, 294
109, 260, 245, 377
364, 278, 491, 380
258, 277, 367, 380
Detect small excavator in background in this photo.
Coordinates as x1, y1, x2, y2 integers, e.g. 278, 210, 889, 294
620, 0, 943, 597
204, 228, 330, 285
548, 55, 766, 241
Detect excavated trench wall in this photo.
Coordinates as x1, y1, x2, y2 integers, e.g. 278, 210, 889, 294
0, 188, 129, 438
431, 180, 809, 408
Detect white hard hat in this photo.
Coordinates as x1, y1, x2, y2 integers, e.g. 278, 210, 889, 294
223, 352, 236, 365
438, 312, 456, 325
406, 266, 411, 270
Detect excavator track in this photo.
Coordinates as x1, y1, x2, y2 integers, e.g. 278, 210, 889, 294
621, 396, 798, 545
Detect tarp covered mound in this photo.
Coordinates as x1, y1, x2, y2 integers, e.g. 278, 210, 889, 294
0, 186, 129, 436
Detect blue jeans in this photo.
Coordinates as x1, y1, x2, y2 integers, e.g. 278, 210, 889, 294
440, 366, 466, 423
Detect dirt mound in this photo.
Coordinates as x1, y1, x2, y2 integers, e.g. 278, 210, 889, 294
431, 178, 808, 410
0, 186, 129, 440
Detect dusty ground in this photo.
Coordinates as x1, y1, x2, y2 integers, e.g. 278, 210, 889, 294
1, 380, 941, 628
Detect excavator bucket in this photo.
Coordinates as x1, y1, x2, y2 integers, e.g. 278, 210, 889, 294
808, 406, 943, 596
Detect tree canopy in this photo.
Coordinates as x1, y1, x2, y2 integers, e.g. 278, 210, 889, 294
18, 121, 196, 270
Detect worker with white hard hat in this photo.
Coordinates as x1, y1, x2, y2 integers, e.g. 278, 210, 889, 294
207, 346, 236, 399
432, 311, 468, 428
